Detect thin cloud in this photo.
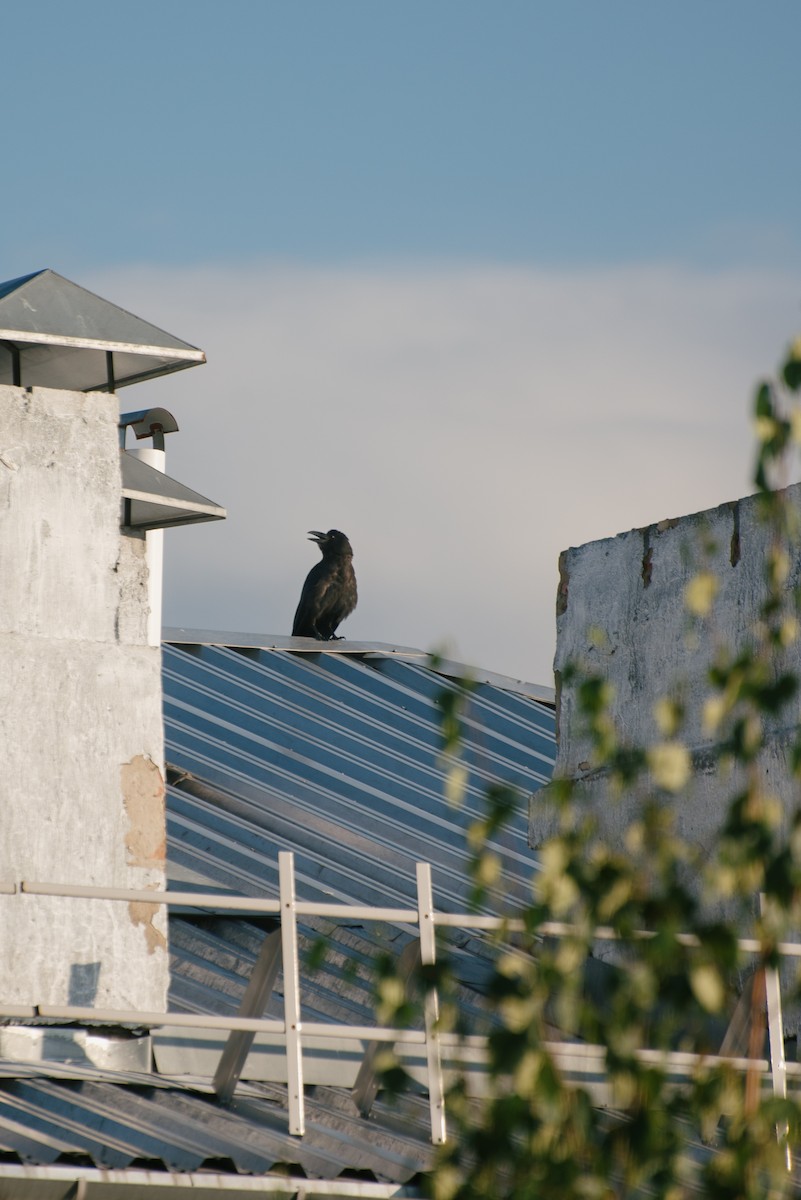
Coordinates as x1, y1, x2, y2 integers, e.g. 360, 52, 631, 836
93, 261, 801, 685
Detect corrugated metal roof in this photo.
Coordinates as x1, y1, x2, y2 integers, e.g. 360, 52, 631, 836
163, 641, 554, 916
0, 1075, 432, 1182
159, 913, 498, 1090
0, 637, 555, 1189
163, 630, 556, 705
158, 639, 554, 1109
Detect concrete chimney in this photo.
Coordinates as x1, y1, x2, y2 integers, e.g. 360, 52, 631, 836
0, 384, 168, 1011
0, 271, 224, 1039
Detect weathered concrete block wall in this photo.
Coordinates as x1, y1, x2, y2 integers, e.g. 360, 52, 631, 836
530, 487, 801, 869
0, 385, 167, 1009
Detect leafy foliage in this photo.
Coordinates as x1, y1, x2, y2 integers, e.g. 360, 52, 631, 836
379, 335, 801, 1197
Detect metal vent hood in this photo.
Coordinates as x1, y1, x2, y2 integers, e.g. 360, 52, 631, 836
0, 270, 205, 391
121, 451, 226, 531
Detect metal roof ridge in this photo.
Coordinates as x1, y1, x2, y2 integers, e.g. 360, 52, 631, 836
163, 629, 426, 656
161, 630, 555, 703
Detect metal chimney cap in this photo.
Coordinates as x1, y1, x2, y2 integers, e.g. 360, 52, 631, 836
0, 270, 205, 393
120, 407, 180, 440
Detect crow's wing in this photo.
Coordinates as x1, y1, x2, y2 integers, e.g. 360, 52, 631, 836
292, 562, 335, 636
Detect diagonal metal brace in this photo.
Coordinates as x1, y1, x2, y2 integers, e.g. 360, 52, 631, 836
213, 927, 282, 1105
718, 968, 759, 1060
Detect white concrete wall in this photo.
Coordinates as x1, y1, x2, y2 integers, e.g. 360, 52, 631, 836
0, 385, 168, 1010
530, 487, 801, 1029
531, 486, 801, 878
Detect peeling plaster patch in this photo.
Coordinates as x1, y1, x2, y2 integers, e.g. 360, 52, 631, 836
122, 756, 167, 953
128, 900, 167, 955
121, 755, 166, 868
556, 552, 570, 616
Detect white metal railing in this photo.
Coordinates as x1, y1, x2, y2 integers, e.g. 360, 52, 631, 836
0, 851, 797, 1149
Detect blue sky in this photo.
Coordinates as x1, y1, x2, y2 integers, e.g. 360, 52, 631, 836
4, 3, 801, 682
5, 1, 800, 273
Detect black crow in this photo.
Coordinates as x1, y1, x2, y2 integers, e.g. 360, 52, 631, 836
292, 529, 358, 640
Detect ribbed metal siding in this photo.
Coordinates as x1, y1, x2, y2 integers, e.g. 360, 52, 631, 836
0, 1077, 432, 1180
163, 644, 555, 915
168, 913, 496, 1031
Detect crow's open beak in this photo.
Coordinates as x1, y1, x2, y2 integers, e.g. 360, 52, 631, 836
308, 530, 327, 543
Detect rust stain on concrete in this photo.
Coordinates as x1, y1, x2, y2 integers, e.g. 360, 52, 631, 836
641, 528, 653, 588
121, 755, 166, 868
730, 500, 741, 567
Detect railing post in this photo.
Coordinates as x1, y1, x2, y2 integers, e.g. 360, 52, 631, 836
279, 850, 305, 1135
416, 861, 446, 1145
764, 963, 788, 1103
761, 895, 790, 1170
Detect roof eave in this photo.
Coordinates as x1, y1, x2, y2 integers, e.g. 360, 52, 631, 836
0, 1163, 423, 1198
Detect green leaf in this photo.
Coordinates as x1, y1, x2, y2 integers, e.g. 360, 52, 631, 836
782, 356, 801, 392
754, 382, 774, 418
